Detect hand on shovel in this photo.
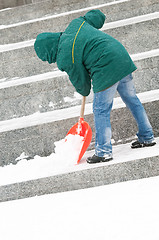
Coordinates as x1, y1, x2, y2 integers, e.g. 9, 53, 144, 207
66, 96, 92, 164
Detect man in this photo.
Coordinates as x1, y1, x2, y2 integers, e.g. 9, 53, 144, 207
34, 10, 156, 164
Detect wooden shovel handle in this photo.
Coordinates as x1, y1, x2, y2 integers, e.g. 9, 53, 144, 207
80, 96, 86, 119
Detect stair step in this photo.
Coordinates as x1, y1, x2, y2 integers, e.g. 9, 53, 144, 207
0, 0, 32, 10
0, 52, 158, 121
0, 0, 158, 44
1, 0, 158, 27
0, 137, 158, 202
1, 13, 159, 80
1, 48, 159, 87
0, 0, 130, 25
0, 91, 158, 166
1, 12, 158, 52
1, 89, 158, 133
0, 0, 100, 11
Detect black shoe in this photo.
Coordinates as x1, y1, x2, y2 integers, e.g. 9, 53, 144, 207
131, 140, 156, 149
87, 154, 113, 164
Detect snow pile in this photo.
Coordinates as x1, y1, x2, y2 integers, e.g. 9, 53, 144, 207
0, 137, 158, 186
53, 133, 84, 163
0, 134, 84, 186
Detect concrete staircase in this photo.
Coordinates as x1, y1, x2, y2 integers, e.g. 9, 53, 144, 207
0, 0, 159, 201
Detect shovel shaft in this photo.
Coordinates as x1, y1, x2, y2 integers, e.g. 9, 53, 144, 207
80, 96, 86, 119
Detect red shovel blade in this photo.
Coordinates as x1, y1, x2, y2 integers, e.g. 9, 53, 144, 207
66, 117, 92, 164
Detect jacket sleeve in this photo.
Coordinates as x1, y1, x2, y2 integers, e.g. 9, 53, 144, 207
67, 63, 91, 96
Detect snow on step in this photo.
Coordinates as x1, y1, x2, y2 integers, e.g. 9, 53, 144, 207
0, 137, 158, 187
102, 12, 159, 30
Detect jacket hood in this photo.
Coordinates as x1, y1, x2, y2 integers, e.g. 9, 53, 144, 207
34, 32, 62, 64
84, 10, 106, 29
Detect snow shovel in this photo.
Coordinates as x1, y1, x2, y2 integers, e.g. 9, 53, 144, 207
66, 96, 92, 164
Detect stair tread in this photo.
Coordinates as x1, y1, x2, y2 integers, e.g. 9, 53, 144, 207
1, 0, 158, 25
0, 137, 158, 202
0, 89, 158, 133
0, 137, 158, 187
1, 11, 159, 44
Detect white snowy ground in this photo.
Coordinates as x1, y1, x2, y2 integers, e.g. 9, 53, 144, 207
0, 175, 159, 240
0, 137, 158, 186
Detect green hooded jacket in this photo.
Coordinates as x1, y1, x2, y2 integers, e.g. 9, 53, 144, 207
34, 32, 62, 64
34, 10, 137, 96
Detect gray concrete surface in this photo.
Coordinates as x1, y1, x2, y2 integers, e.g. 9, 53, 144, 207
0, 57, 158, 121
0, 155, 159, 202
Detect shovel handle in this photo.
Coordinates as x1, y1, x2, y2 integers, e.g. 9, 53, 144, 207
80, 96, 86, 119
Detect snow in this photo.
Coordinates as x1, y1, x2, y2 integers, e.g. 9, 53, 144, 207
0, 39, 34, 52
0, 70, 66, 89
0, 8, 12, 12
102, 12, 159, 30
0, 133, 85, 186
48, 101, 54, 108
0, 175, 159, 240
15, 152, 30, 161
0, 137, 158, 187
132, 48, 159, 61
53, 133, 84, 163
0, 78, 7, 83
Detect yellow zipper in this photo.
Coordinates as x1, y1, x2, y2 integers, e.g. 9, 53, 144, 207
72, 21, 85, 64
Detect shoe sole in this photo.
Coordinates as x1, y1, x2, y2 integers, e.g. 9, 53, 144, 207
87, 157, 113, 164
131, 142, 156, 149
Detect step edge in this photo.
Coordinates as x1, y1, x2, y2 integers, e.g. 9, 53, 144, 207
0, 0, 130, 30
0, 48, 159, 89
0, 89, 158, 134
1, 11, 159, 52
0, 154, 159, 202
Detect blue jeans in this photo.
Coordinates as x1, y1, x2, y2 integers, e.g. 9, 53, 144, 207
93, 74, 154, 157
